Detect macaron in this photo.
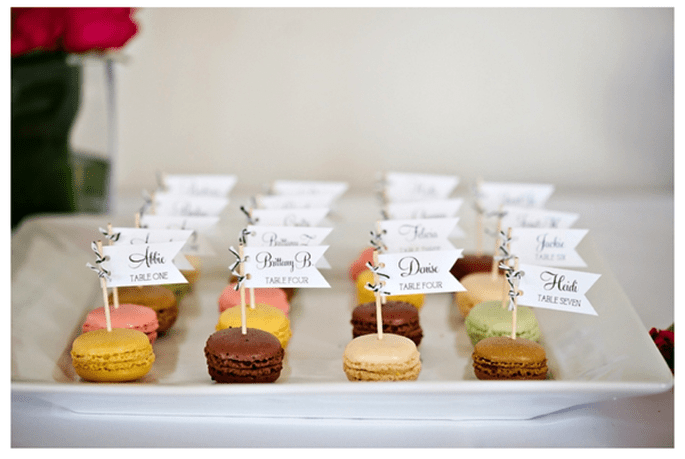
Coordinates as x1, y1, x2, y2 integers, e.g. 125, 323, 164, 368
82, 303, 159, 344
111, 285, 178, 334
342, 333, 421, 381
450, 253, 495, 281
71, 328, 155, 382
216, 303, 292, 349
472, 336, 548, 380
351, 301, 423, 346
218, 283, 290, 316
464, 300, 541, 346
356, 269, 425, 310
454, 272, 506, 318
204, 327, 285, 383
348, 247, 374, 282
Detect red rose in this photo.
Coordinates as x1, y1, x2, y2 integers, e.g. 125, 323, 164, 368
11, 7, 138, 56
649, 327, 674, 373
11, 7, 66, 56
62, 8, 138, 53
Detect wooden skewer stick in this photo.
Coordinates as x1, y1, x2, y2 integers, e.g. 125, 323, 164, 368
239, 243, 247, 335
96, 240, 112, 332
501, 227, 513, 309
107, 223, 120, 309
511, 257, 520, 340
372, 250, 383, 340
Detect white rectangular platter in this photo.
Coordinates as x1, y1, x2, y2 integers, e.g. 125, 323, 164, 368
11, 195, 673, 420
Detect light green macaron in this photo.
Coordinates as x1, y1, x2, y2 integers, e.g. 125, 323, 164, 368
465, 300, 541, 346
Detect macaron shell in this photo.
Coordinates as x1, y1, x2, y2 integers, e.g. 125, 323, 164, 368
218, 283, 290, 316
355, 270, 425, 309
342, 333, 421, 381
455, 272, 506, 318
351, 301, 423, 346
71, 328, 155, 382
204, 328, 284, 383
112, 285, 178, 333
82, 304, 159, 344
465, 300, 541, 345
348, 247, 374, 282
216, 303, 292, 348
472, 336, 548, 380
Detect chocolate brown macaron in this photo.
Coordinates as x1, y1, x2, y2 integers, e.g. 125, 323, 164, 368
472, 336, 548, 380
204, 327, 285, 383
112, 285, 179, 334
351, 301, 423, 346
450, 253, 495, 280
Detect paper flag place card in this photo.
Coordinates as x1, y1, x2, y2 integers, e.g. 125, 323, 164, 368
107, 227, 195, 270
378, 250, 465, 295
256, 194, 339, 210
139, 215, 220, 256
500, 206, 579, 229
249, 208, 330, 227
477, 182, 554, 211
517, 263, 600, 315
101, 241, 188, 287
152, 192, 229, 217
270, 180, 349, 200
162, 173, 237, 197
384, 198, 464, 220
383, 172, 460, 203
242, 245, 330, 288
509, 228, 588, 268
379, 218, 459, 252
245, 225, 332, 247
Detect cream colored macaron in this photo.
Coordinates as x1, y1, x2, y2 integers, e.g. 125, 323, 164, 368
342, 333, 421, 381
454, 272, 507, 318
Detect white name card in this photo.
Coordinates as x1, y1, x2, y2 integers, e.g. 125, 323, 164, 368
152, 192, 229, 217
102, 241, 188, 287
379, 218, 459, 252
377, 249, 465, 295
384, 172, 460, 202
509, 228, 588, 267
242, 246, 330, 288
139, 215, 219, 256
478, 182, 554, 211
517, 263, 600, 316
162, 174, 237, 197
249, 207, 330, 227
384, 198, 464, 220
109, 227, 195, 270
501, 206, 579, 229
256, 194, 338, 210
270, 180, 348, 200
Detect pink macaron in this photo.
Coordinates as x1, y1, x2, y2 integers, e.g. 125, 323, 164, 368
348, 247, 374, 282
82, 303, 159, 344
218, 283, 290, 316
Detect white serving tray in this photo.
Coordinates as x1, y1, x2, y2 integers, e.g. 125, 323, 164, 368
11, 196, 673, 420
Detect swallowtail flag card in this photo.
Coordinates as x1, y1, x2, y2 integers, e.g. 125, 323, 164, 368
383, 172, 460, 203
256, 194, 339, 210
383, 198, 464, 220
244, 225, 333, 269
269, 180, 348, 200
152, 191, 229, 217
101, 241, 188, 287
500, 206, 579, 229
509, 228, 588, 268
162, 173, 237, 197
108, 227, 195, 270
242, 245, 330, 288
517, 264, 600, 316
477, 181, 554, 212
378, 218, 460, 252
249, 207, 330, 227
139, 215, 219, 256
377, 249, 465, 295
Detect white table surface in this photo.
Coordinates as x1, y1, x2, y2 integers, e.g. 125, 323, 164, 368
11, 189, 674, 447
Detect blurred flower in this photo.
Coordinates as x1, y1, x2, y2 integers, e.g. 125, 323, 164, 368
649, 325, 674, 373
11, 7, 138, 57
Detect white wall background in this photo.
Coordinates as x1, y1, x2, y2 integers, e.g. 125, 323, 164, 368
71, 7, 674, 198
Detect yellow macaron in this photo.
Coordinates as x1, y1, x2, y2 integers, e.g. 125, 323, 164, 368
355, 269, 425, 310
216, 303, 292, 348
70, 328, 155, 382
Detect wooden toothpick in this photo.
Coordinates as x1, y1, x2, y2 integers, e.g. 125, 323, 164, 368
372, 249, 383, 340
96, 240, 112, 332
